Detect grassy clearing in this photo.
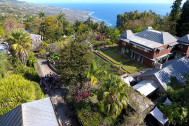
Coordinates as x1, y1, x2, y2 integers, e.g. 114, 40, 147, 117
102, 48, 130, 63
100, 47, 145, 74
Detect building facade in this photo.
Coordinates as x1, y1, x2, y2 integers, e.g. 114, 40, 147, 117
118, 27, 189, 67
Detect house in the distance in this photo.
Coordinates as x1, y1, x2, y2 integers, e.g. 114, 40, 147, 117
177, 34, 189, 58
30, 34, 42, 51
0, 42, 10, 54
117, 27, 189, 67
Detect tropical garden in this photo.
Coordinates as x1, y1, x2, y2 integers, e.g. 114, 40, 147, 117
0, 0, 189, 125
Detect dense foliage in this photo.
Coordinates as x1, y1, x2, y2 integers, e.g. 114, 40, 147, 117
117, 10, 169, 33
168, 0, 182, 35
158, 75, 189, 125
66, 60, 129, 125
177, 0, 189, 36
0, 74, 44, 116
99, 74, 128, 117
117, 0, 189, 36
78, 107, 103, 126
0, 52, 12, 78
59, 40, 94, 85
13, 64, 39, 82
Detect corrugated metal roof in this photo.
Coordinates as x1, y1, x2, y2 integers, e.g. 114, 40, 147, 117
0, 97, 59, 126
155, 57, 189, 90
133, 80, 158, 96
120, 30, 135, 39
118, 27, 177, 49
130, 36, 162, 49
22, 97, 58, 126
139, 57, 189, 90
135, 28, 177, 45
0, 106, 23, 126
178, 34, 189, 43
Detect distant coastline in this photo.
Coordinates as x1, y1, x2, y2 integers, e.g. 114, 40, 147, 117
0, 0, 93, 24
38, 3, 172, 27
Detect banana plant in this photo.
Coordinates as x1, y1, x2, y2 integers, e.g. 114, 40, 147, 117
87, 60, 100, 86
102, 74, 128, 117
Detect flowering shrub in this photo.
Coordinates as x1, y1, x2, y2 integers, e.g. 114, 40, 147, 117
97, 35, 106, 41
82, 90, 90, 99
72, 90, 90, 102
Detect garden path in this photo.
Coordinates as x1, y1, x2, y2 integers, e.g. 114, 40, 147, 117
37, 58, 79, 126
37, 58, 55, 77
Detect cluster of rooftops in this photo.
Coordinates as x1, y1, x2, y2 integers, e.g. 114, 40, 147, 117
118, 27, 189, 50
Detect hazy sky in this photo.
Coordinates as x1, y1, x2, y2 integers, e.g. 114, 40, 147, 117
19, 0, 187, 4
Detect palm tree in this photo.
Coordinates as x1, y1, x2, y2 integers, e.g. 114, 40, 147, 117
39, 12, 46, 19
7, 29, 31, 65
56, 12, 65, 27
102, 74, 128, 117
87, 60, 100, 86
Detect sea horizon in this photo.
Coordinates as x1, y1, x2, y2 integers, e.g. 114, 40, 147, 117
36, 3, 172, 26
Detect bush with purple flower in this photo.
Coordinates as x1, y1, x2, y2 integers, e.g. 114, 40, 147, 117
97, 35, 106, 41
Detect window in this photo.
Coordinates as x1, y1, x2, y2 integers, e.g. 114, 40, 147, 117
141, 56, 144, 63
157, 49, 161, 54
137, 55, 141, 62
126, 49, 129, 53
137, 55, 144, 63
180, 44, 184, 48
121, 47, 125, 54
133, 52, 135, 59
130, 51, 133, 58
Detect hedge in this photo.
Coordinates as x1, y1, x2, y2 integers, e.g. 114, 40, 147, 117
13, 64, 40, 82
0, 74, 44, 116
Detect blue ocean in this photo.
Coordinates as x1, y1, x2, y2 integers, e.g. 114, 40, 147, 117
38, 3, 172, 27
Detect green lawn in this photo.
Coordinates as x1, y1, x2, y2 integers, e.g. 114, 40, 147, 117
102, 48, 130, 63
94, 54, 119, 74
101, 47, 145, 74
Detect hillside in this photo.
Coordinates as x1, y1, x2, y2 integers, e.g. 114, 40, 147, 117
0, 0, 92, 23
